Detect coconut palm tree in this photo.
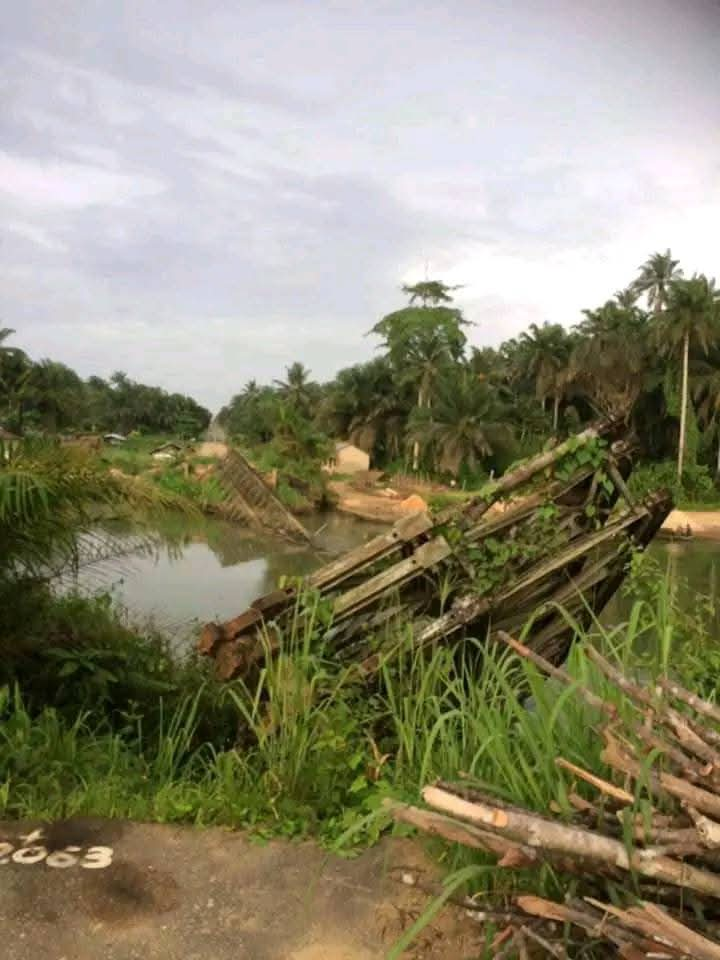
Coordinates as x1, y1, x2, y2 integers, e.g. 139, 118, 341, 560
273, 362, 315, 415
634, 249, 683, 314
653, 274, 720, 479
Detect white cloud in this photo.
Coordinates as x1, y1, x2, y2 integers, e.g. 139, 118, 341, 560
0, 152, 166, 209
1, 0, 719, 409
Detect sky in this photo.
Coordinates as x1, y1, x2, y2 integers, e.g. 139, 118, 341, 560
1, 0, 719, 411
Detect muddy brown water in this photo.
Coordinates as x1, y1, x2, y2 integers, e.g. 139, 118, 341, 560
72, 514, 720, 644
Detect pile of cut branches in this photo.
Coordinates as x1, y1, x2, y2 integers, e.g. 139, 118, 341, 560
391, 632, 720, 958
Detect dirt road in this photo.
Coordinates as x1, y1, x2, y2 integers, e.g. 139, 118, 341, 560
0, 819, 479, 960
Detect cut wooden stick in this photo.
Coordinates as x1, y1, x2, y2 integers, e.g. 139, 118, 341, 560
495, 631, 612, 715
584, 897, 720, 960
422, 785, 720, 898
516, 896, 660, 954
660, 678, 720, 727
555, 757, 634, 805
603, 729, 720, 822
389, 801, 537, 866
584, 646, 654, 708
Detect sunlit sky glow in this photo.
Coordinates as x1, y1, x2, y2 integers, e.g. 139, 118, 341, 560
2, 0, 719, 409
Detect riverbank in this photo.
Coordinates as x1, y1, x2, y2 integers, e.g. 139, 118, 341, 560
661, 508, 720, 539
4, 584, 719, 958
332, 480, 720, 543
329, 480, 429, 522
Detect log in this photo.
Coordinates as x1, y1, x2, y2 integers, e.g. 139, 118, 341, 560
555, 757, 634, 805
495, 631, 612, 716
660, 678, 720, 727
602, 730, 720, 822
422, 785, 720, 899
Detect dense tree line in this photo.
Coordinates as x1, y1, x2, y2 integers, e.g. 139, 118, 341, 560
219, 251, 720, 486
0, 333, 211, 437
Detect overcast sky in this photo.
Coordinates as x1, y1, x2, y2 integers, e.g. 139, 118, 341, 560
2, 1, 719, 410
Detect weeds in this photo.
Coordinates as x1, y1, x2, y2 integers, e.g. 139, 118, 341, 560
0, 568, 716, 874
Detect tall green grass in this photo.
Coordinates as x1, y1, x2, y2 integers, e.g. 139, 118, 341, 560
0, 563, 716, 858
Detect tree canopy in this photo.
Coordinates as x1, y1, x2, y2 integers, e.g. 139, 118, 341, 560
0, 332, 211, 438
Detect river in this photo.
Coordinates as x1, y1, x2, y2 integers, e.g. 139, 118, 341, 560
76, 513, 387, 638
75, 514, 720, 641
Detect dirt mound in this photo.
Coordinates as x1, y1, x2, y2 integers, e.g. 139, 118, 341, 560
400, 493, 428, 514
195, 441, 228, 459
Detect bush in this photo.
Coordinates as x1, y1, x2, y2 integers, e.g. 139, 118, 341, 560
0, 586, 235, 747
629, 459, 715, 505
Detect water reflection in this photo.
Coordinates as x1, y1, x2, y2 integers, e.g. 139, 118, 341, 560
76, 512, 387, 638
605, 538, 720, 638
76, 513, 720, 646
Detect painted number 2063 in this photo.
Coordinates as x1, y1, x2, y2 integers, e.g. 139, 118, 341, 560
0, 832, 114, 870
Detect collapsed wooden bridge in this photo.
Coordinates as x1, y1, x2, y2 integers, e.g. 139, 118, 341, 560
216, 449, 310, 542
199, 420, 672, 680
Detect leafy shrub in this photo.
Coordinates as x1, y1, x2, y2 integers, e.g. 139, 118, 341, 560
629, 460, 715, 504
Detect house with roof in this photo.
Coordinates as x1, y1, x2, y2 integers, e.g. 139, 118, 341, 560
323, 441, 370, 475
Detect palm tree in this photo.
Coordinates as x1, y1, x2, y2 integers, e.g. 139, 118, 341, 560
0, 330, 32, 432
0, 438, 192, 600
273, 362, 315, 415
320, 357, 409, 462
653, 274, 720, 479
634, 249, 683, 314
572, 301, 649, 418
28, 359, 85, 432
516, 323, 573, 431
407, 372, 512, 477
614, 287, 639, 309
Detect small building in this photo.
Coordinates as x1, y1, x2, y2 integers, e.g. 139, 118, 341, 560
323, 441, 370, 475
103, 433, 127, 445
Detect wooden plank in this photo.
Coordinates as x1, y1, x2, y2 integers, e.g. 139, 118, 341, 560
306, 510, 434, 592
443, 422, 611, 524
412, 508, 646, 651
332, 535, 451, 620
493, 507, 647, 608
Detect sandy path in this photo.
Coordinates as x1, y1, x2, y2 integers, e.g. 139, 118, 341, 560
0, 819, 479, 960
